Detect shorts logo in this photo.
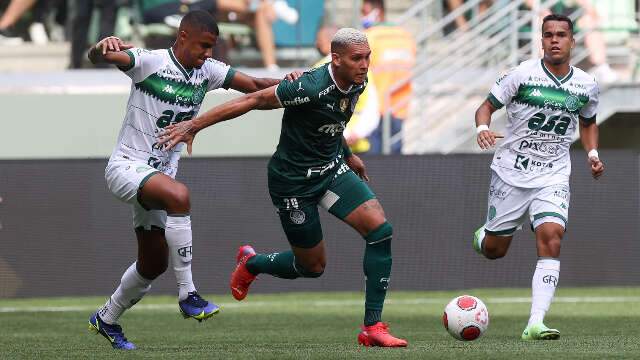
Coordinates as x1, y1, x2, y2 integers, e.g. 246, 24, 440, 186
290, 209, 306, 225
565, 95, 580, 112
514, 154, 530, 170
488, 205, 497, 221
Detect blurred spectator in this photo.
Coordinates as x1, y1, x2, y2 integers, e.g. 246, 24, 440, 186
446, 0, 494, 32
141, 0, 298, 70
0, 0, 36, 44
69, 0, 119, 69
313, 24, 380, 154
361, 0, 416, 154
527, 0, 618, 83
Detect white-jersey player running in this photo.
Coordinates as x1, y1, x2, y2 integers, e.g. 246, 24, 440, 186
85, 10, 301, 350
472, 14, 604, 341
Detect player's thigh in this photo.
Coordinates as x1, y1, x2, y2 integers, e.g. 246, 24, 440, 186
320, 167, 380, 236
106, 160, 161, 207
484, 171, 531, 237
529, 183, 569, 232
138, 171, 190, 211
271, 194, 324, 250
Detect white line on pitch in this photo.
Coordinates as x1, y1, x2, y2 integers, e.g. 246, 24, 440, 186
1, 296, 639, 313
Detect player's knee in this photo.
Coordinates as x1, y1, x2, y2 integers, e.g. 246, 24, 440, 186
166, 183, 190, 212
364, 221, 393, 245
483, 241, 508, 260
295, 259, 325, 278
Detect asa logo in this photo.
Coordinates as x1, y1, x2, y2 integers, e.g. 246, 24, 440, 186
283, 96, 310, 106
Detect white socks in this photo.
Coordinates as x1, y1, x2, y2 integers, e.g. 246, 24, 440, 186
99, 262, 152, 325
528, 258, 560, 326
165, 215, 196, 301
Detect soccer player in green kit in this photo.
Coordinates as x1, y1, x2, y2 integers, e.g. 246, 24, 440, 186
159, 28, 407, 347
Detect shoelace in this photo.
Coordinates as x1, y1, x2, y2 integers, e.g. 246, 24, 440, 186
186, 292, 208, 308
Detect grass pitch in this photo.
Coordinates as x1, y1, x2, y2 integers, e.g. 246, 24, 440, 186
1, 287, 639, 359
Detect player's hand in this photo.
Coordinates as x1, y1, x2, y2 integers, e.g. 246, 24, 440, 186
158, 120, 197, 155
346, 154, 369, 181
284, 70, 303, 82
477, 130, 503, 150
589, 156, 604, 179
96, 36, 133, 55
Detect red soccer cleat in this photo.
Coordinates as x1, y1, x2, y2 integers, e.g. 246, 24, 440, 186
230, 245, 257, 301
357, 322, 408, 347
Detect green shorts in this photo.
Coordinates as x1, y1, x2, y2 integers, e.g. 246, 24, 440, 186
269, 162, 376, 248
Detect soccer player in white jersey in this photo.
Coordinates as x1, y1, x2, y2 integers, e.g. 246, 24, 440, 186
472, 14, 605, 340
85, 10, 301, 350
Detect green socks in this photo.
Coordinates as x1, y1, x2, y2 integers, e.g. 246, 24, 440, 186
246, 251, 301, 279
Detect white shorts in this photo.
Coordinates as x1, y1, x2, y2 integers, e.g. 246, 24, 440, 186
484, 171, 570, 236
105, 160, 167, 230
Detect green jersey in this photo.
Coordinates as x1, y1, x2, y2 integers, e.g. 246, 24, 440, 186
269, 63, 366, 197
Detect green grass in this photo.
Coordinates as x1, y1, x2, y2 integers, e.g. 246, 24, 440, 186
1, 287, 639, 359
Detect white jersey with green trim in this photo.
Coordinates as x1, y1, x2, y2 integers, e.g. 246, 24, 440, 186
487, 59, 599, 188
109, 47, 235, 177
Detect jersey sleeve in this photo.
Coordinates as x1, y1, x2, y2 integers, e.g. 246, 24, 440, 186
203, 58, 235, 91
579, 80, 599, 123
119, 48, 162, 83
488, 67, 521, 109
274, 72, 317, 108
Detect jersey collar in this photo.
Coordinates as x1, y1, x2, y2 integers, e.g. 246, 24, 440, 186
168, 47, 194, 81
540, 59, 573, 87
328, 63, 353, 94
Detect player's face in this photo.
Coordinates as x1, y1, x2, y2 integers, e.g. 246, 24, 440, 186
541, 20, 574, 65
180, 30, 217, 68
334, 43, 371, 85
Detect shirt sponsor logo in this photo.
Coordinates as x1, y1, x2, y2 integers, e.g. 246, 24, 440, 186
489, 186, 507, 200
318, 84, 335, 98
518, 140, 561, 155
317, 121, 345, 136
514, 154, 554, 171
283, 96, 310, 106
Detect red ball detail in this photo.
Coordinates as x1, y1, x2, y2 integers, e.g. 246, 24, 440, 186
461, 325, 481, 340
442, 312, 448, 330
456, 296, 478, 311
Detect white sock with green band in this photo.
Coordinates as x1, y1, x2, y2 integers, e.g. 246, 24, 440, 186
528, 258, 560, 326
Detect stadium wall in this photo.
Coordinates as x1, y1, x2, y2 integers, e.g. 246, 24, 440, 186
0, 152, 638, 298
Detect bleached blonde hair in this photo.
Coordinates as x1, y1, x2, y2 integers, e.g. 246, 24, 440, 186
331, 28, 368, 53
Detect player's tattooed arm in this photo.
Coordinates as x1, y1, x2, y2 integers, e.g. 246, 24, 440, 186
230, 70, 304, 93
159, 85, 282, 154
88, 36, 134, 66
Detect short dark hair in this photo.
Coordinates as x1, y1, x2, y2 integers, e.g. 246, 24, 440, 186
179, 10, 219, 36
363, 0, 385, 10
542, 14, 574, 34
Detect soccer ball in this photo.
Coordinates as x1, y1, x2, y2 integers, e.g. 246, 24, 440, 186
442, 295, 489, 341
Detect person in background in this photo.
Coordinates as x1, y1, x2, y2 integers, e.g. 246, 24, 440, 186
70, 0, 119, 68
361, 0, 416, 154
141, 0, 297, 70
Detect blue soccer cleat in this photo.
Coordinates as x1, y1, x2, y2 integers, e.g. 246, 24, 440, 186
88, 312, 136, 350
179, 291, 220, 321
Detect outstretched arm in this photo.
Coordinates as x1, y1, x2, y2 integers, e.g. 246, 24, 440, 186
579, 118, 604, 179
475, 99, 503, 149
87, 36, 134, 67
229, 70, 303, 93
158, 85, 282, 153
